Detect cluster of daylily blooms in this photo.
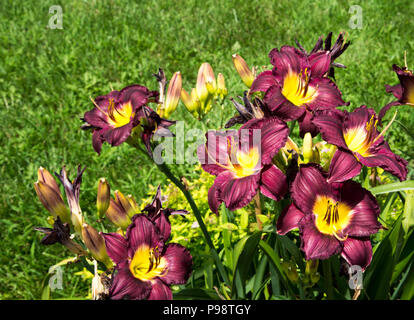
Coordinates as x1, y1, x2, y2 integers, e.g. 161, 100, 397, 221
34, 167, 192, 300
199, 32, 408, 270
34, 31, 412, 299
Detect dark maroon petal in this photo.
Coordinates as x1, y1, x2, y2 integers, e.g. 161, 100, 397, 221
250, 70, 279, 93
264, 85, 305, 121
269, 46, 307, 75
291, 164, 330, 214
358, 148, 408, 181
340, 181, 381, 237
161, 243, 193, 285
83, 107, 109, 129
126, 214, 163, 257
307, 77, 348, 109
242, 117, 289, 165
143, 185, 162, 218
109, 266, 152, 300
208, 181, 223, 215
119, 85, 154, 108
197, 131, 235, 176
148, 279, 172, 300
343, 105, 376, 132
103, 122, 134, 147
341, 237, 373, 271
220, 171, 260, 211
92, 130, 105, 154
152, 212, 171, 242
276, 203, 305, 235
298, 109, 319, 137
308, 52, 331, 77
328, 149, 362, 183
101, 232, 128, 265
299, 214, 342, 260
378, 101, 401, 124
312, 109, 347, 149
260, 164, 288, 201
385, 83, 403, 100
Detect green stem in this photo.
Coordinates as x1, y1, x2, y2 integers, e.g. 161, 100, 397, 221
132, 142, 230, 286
322, 259, 333, 300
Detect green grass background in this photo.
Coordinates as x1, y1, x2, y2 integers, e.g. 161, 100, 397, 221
0, 0, 413, 299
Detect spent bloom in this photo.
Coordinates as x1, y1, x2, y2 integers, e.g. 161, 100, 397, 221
102, 214, 192, 300
198, 117, 289, 214
277, 164, 382, 270
312, 106, 408, 183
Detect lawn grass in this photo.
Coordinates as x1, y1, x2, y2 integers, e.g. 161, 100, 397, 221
0, 0, 413, 299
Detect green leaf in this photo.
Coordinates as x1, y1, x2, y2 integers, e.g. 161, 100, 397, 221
392, 230, 414, 283
400, 262, 414, 300
364, 214, 404, 299
369, 180, 414, 195
402, 191, 414, 234
252, 256, 268, 299
173, 288, 220, 300
231, 232, 262, 299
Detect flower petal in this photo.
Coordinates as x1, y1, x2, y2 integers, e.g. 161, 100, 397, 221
126, 214, 163, 257
152, 212, 172, 242
101, 232, 128, 265
341, 237, 373, 271
220, 171, 260, 211
328, 149, 362, 183
260, 164, 288, 201
291, 164, 330, 214
148, 278, 172, 300
242, 117, 289, 165
340, 181, 381, 237
308, 52, 331, 77
264, 85, 305, 121
358, 147, 408, 181
161, 243, 193, 285
109, 265, 152, 300
298, 109, 319, 137
103, 122, 134, 147
307, 77, 348, 109
276, 203, 305, 235
269, 46, 307, 75
299, 214, 342, 260
312, 109, 347, 149
250, 70, 279, 93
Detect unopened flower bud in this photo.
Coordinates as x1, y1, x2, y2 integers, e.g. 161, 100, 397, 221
303, 132, 314, 163
97, 178, 110, 219
115, 190, 137, 218
106, 198, 132, 230
82, 224, 112, 268
202, 62, 216, 93
164, 71, 182, 118
37, 167, 60, 194
181, 89, 200, 118
281, 261, 299, 282
216, 73, 228, 99
232, 54, 255, 88
34, 181, 71, 224
196, 63, 211, 102
305, 259, 319, 275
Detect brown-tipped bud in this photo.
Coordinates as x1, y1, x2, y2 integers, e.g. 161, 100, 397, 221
37, 167, 60, 194
82, 224, 112, 268
232, 54, 255, 88
34, 181, 71, 224
216, 73, 228, 99
164, 71, 182, 118
106, 198, 132, 230
115, 190, 137, 218
97, 178, 110, 219
201, 62, 216, 94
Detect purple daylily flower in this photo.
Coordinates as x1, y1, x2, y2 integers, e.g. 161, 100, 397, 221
82, 85, 159, 154
277, 164, 381, 270
312, 106, 408, 183
379, 64, 414, 123
102, 214, 192, 300
250, 45, 348, 137
198, 117, 289, 214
